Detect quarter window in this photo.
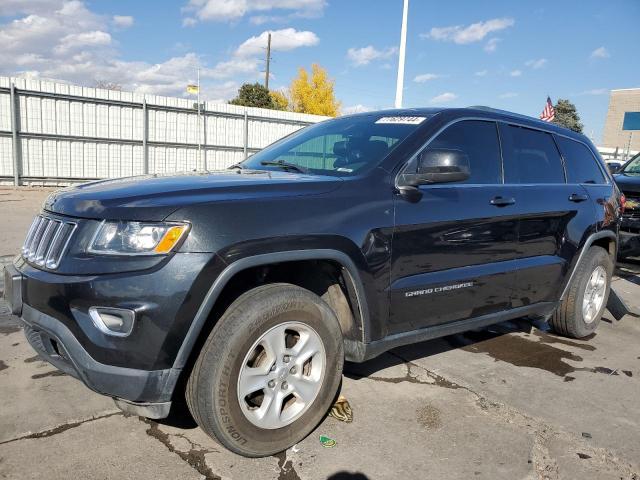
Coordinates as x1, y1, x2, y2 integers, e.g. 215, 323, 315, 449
501, 125, 565, 184
415, 120, 502, 184
555, 136, 606, 184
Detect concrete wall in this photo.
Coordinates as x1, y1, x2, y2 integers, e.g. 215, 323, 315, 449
602, 88, 640, 152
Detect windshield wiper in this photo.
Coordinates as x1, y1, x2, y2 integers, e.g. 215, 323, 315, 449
260, 160, 308, 173
228, 163, 246, 170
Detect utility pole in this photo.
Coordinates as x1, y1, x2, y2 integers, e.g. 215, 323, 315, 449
395, 0, 409, 108
197, 67, 202, 169
265, 32, 272, 91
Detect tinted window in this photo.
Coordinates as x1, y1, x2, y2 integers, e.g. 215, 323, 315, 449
556, 137, 606, 184
417, 120, 502, 184
242, 114, 432, 177
501, 125, 565, 184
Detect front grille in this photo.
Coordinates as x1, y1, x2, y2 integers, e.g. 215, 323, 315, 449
22, 214, 76, 269
623, 195, 640, 219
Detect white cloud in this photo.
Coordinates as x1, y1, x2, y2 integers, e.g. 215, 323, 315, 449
235, 28, 319, 56
525, 58, 547, 69
581, 88, 608, 95
183, 0, 326, 23
475, 70, 488, 77
54, 30, 112, 54
590, 46, 610, 59
0, 0, 303, 101
112, 15, 134, 28
510, 69, 522, 77
342, 104, 372, 115
484, 37, 500, 53
499, 92, 518, 99
413, 73, 442, 83
422, 17, 514, 44
429, 92, 458, 104
347, 45, 398, 67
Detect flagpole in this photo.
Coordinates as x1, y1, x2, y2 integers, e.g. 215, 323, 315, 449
394, 0, 409, 108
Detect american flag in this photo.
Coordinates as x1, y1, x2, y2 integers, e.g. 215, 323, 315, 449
540, 96, 555, 122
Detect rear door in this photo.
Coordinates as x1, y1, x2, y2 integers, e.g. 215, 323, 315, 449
498, 124, 596, 307
389, 120, 519, 334
554, 135, 615, 233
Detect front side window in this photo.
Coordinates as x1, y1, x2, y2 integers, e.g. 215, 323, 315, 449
621, 153, 640, 175
556, 136, 606, 184
241, 115, 432, 176
411, 120, 502, 184
501, 125, 565, 184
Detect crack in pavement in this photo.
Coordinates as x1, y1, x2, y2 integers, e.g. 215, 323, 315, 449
0, 412, 122, 445
141, 417, 221, 480
274, 450, 302, 480
387, 351, 640, 480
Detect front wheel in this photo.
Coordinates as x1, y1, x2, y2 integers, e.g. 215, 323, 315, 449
551, 246, 613, 338
186, 283, 344, 457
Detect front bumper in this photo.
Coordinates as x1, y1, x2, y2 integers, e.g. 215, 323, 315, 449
3, 250, 220, 417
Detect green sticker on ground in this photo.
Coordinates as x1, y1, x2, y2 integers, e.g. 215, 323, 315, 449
319, 435, 336, 448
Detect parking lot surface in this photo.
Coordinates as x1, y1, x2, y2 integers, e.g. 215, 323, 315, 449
1, 187, 639, 480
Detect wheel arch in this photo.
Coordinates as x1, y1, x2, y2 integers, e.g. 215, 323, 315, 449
172, 249, 370, 371
559, 230, 617, 302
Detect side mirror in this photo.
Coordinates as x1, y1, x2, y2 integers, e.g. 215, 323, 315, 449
402, 148, 471, 186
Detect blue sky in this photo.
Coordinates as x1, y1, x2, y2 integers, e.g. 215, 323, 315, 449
1, 0, 638, 142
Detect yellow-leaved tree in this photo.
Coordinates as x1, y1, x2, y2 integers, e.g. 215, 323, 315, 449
269, 90, 290, 111
289, 64, 340, 117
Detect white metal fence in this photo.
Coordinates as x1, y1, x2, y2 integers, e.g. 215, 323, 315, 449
0, 76, 327, 186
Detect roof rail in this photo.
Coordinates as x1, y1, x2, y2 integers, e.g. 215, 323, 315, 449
466, 105, 539, 121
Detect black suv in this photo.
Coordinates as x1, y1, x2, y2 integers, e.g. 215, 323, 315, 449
3, 108, 624, 457
613, 152, 640, 258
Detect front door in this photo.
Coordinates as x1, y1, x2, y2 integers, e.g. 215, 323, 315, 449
389, 120, 519, 335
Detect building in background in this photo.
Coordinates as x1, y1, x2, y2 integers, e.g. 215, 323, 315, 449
600, 88, 640, 161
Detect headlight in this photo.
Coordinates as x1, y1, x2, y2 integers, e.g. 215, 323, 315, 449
88, 221, 189, 255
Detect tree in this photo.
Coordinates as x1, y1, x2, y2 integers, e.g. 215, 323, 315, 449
552, 99, 584, 133
289, 64, 340, 117
269, 90, 289, 111
229, 83, 274, 109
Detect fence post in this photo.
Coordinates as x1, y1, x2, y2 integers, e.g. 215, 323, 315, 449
142, 98, 149, 174
9, 82, 21, 186
243, 110, 249, 159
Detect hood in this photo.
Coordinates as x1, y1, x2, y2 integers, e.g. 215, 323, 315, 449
44, 170, 343, 221
613, 173, 640, 196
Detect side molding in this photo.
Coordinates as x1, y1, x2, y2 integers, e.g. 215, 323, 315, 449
559, 230, 616, 301
172, 249, 370, 370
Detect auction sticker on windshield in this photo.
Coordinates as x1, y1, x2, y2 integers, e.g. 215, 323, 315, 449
375, 116, 427, 125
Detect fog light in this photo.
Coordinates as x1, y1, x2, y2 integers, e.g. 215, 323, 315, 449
89, 307, 135, 337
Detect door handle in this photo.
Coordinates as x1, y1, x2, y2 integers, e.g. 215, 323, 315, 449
568, 193, 589, 203
490, 196, 516, 207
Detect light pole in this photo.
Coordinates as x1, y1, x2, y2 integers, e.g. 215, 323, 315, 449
395, 0, 409, 108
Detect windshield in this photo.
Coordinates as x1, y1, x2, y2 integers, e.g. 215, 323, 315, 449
239, 114, 433, 176
621, 153, 640, 175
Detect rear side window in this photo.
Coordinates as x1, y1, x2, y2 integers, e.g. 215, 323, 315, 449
420, 120, 502, 184
501, 125, 565, 184
555, 136, 606, 184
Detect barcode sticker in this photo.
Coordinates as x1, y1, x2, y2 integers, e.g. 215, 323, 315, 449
375, 116, 427, 125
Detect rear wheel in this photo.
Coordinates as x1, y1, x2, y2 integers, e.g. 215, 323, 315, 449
186, 283, 344, 457
551, 246, 613, 338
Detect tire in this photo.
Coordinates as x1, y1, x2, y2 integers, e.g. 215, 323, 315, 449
551, 246, 613, 338
185, 283, 344, 457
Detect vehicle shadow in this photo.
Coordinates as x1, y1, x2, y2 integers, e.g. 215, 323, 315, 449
343, 317, 548, 381
327, 472, 369, 480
